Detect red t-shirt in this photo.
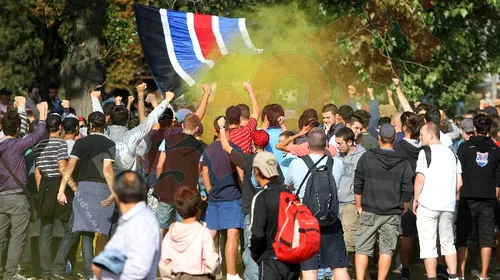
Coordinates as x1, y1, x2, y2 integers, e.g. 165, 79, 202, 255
495, 141, 500, 148
229, 118, 258, 154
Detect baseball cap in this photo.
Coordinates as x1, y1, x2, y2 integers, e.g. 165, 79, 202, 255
484, 106, 498, 117
252, 152, 279, 179
252, 130, 270, 148
176, 108, 192, 123
379, 123, 396, 141
92, 248, 127, 275
461, 118, 474, 133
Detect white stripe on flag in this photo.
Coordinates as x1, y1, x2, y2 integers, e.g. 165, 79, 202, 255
187, 13, 214, 68
159, 9, 196, 86
238, 18, 263, 53
212, 16, 228, 55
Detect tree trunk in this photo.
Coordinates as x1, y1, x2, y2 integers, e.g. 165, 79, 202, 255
60, 0, 109, 118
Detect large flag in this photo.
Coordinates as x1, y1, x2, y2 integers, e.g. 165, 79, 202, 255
134, 3, 262, 95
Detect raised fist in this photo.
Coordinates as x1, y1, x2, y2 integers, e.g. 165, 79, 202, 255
392, 78, 400, 87
165, 91, 175, 103
91, 90, 101, 99
15, 96, 26, 107
62, 100, 70, 109
243, 82, 253, 93
128, 95, 135, 104
217, 117, 226, 128
115, 96, 122, 105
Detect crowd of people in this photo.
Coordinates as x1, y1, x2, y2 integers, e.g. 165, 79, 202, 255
0, 77, 500, 280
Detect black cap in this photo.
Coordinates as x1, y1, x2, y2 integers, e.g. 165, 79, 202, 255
159, 108, 174, 122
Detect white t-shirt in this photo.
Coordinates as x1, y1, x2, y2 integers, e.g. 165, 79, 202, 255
440, 132, 453, 150
415, 144, 462, 211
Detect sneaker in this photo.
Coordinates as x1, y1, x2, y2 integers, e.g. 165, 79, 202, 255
471, 269, 480, 278
11, 275, 27, 280
401, 268, 411, 280
437, 264, 450, 279
226, 274, 243, 280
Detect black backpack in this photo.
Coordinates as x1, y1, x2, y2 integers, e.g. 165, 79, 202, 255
296, 155, 338, 226
423, 146, 458, 167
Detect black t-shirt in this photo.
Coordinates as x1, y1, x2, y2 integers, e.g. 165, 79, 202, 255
71, 134, 116, 183
229, 149, 284, 215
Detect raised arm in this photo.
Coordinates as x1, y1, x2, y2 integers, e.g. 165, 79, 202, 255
91, 90, 104, 114
61, 100, 70, 119
393, 78, 414, 113
18, 102, 48, 151
218, 117, 233, 154
195, 84, 211, 120
368, 88, 379, 129
137, 83, 146, 122
275, 125, 310, 153
243, 82, 260, 120
15, 96, 28, 136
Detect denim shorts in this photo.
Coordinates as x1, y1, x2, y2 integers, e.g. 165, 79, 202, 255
205, 199, 244, 230
155, 201, 183, 230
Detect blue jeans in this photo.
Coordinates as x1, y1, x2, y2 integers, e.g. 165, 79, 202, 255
155, 202, 183, 229
243, 214, 259, 280
80, 232, 95, 279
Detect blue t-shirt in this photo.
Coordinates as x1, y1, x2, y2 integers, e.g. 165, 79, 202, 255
201, 141, 242, 202
264, 127, 283, 163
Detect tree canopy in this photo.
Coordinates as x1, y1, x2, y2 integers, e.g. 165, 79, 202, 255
0, 0, 498, 112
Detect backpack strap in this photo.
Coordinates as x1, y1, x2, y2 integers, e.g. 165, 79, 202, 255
295, 155, 327, 197
423, 146, 432, 168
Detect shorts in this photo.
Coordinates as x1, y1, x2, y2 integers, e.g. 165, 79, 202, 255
416, 206, 456, 259
155, 202, 183, 230
456, 199, 496, 248
356, 211, 400, 257
399, 209, 417, 237
301, 220, 349, 271
339, 204, 358, 252
205, 199, 244, 230
259, 259, 300, 280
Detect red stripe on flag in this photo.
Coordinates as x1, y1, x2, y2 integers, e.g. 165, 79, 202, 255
194, 14, 221, 61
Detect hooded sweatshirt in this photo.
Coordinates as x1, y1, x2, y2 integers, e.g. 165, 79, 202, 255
338, 145, 366, 204
394, 138, 422, 176
457, 136, 500, 199
161, 222, 219, 276
354, 148, 413, 215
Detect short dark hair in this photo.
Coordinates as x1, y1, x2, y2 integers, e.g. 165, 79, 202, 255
466, 110, 477, 118
88, 111, 106, 133
261, 104, 284, 126
298, 114, 314, 130
302, 109, 318, 120
1, 110, 21, 136
110, 105, 129, 126
69, 107, 77, 116
425, 105, 441, 127
474, 114, 492, 135
489, 118, 500, 141
103, 102, 116, 116
47, 114, 62, 133
378, 117, 392, 127
63, 117, 79, 134
338, 105, 354, 122
322, 104, 338, 115
214, 116, 229, 134
417, 103, 429, 112
226, 106, 242, 125
236, 104, 250, 119
128, 117, 140, 129
307, 127, 326, 152
48, 83, 58, 90
113, 171, 147, 203
346, 114, 363, 126
425, 122, 441, 139
335, 127, 355, 144
279, 131, 295, 138
354, 110, 371, 129
175, 187, 201, 219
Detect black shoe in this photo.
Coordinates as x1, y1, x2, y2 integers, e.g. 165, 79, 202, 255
437, 264, 449, 279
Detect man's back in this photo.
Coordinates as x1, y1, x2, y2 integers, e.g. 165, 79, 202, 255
154, 133, 203, 204
458, 135, 500, 199
416, 144, 461, 211
202, 141, 241, 202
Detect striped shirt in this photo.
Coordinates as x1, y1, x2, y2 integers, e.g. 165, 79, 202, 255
229, 117, 257, 154
34, 138, 69, 178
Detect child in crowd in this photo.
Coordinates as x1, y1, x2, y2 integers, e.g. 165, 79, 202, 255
160, 187, 220, 280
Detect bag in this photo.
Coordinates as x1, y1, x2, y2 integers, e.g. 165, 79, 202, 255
273, 191, 320, 263
423, 146, 458, 168
296, 155, 338, 226
0, 157, 39, 222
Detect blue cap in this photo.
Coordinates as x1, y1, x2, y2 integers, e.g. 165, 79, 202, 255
176, 108, 192, 123
92, 248, 127, 275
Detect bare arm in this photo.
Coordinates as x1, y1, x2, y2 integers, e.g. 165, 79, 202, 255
137, 83, 146, 122
217, 118, 233, 154
35, 167, 42, 191
413, 173, 425, 212
355, 194, 363, 215
456, 173, 463, 200
157, 152, 166, 179
387, 90, 395, 107
127, 95, 134, 113
202, 165, 212, 193
57, 157, 78, 205
195, 85, 211, 121
243, 82, 260, 120
58, 159, 77, 192
275, 125, 310, 152
101, 160, 115, 207
393, 79, 414, 113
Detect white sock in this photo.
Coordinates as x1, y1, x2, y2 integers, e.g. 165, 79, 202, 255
227, 274, 242, 280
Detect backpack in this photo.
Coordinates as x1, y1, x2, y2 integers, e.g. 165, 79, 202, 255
273, 190, 320, 263
296, 155, 339, 226
423, 146, 458, 168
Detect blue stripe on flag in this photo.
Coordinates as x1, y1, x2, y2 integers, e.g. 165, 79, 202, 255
167, 10, 206, 79
218, 17, 245, 54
